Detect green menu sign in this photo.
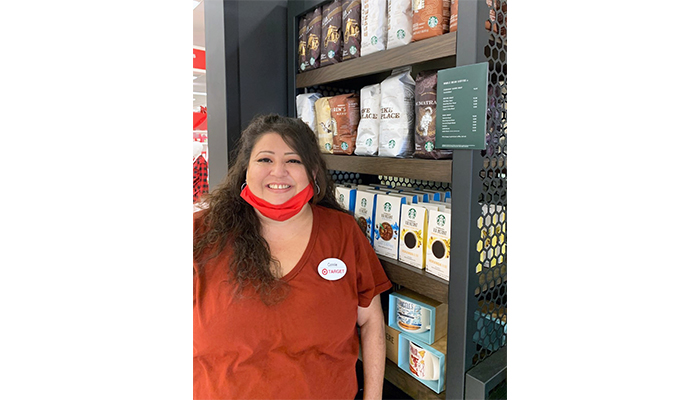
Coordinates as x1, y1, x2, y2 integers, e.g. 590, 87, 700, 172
436, 62, 489, 150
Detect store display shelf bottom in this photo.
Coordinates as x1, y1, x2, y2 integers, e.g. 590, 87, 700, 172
384, 360, 446, 400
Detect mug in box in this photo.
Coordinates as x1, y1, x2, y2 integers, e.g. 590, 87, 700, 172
409, 340, 441, 381
396, 297, 431, 333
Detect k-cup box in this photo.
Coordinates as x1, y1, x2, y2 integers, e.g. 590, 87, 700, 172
422, 202, 446, 212
413, 190, 441, 202
399, 203, 428, 269
373, 193, 409, 259
419, 188, 448, 202
356, 184, 381, 191
355, 189, 378, 244
335, 186, 357, 213
425, 209, 451, 281
394, 192, 418, 204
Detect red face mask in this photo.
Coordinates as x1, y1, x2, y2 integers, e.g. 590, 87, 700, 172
240, 183, 315, 221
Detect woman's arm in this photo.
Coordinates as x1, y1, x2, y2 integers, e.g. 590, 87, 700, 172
357, 294, 386, 400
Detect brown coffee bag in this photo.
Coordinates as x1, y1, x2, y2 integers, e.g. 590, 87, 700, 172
412, 0, 450, 42
306, 8, 322, 70
449, 0, 458, 32
321, 0, 343, 67
329, 93, 360, 155
298, 16, 308, 72
414, 70, 452, 159
342, 0, 361, 60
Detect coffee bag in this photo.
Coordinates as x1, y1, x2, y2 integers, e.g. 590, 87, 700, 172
306, 8, 322, 70
414, 70, 452, 159
387, 0, 413, 49
314, 97, 334, 153
361, 0, 387, 56
354, 83, 381, 156
379, 67, 415, 158
412, 0, 450, 42
321, 0, 343, 67
296, 92, 322, 134
298, 16, 308, 72
449, 0, 458, 32
329, 93, 360, 155
342, 0, 362, 60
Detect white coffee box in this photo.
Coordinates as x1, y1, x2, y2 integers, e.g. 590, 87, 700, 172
373, 193, 409, 259
425, 209, 451, 281
399, 203, 428, 269
335, 186, 357, 213
355, 189, 378, 244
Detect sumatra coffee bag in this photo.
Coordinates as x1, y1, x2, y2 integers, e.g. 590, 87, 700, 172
414, 71, 452, 159
329, 93, 360, 155
361, 0, 387, 56
321, 0, 343, 67
386, 0, 413, 49
306, 8, 322, 70
298, 16, 308, 72
314, 97, 334, 153
412, 0, 450, 42
354, 83, 381, 156
379, 67, 415, 158
296, 92, 322, 134
342, 0, 361, 60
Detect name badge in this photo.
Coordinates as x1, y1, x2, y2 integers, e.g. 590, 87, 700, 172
317, 258, 347, 281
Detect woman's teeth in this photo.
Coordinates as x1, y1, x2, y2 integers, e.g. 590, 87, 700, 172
268, 184, 290, 189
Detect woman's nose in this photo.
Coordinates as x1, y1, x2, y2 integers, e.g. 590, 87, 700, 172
270, 161, 288, 176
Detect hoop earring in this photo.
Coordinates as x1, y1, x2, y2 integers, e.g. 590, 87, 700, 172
241, 182, 247, 191
315, 180, 321, 195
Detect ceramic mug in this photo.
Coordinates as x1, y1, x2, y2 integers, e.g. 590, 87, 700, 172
396, 298, 431, 334
408, 341, 440, 381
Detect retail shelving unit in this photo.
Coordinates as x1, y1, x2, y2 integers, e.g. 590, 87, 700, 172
287, 1, 507, 399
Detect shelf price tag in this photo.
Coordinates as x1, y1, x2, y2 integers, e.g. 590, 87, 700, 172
436, 62, 488, 150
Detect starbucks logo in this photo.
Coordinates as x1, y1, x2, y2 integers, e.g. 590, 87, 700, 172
425, 141, 434, 151
384, 202, 391, 212
408, 208, 417, 219
328, 50, 335, 58
350, 45, 357, 55
388, 139, 396, 149
325, 143, 332, 151
310, 57, 316, 65
397, 29, 405, 40
371, 36, 378, 45
437, 214, 446, 227
341, 141, 348, 150
339, 194, 345, 204
428, 16, 438, 28
361, 198, 367, 207
365, 138, 372, 146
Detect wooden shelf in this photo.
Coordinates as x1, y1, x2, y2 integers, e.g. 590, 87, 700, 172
385, 360, 446, 400
379, 255, 449, 304
296, 32, 457, 88
323, 154, 452, 183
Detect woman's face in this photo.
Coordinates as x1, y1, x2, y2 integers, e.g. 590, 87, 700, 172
246, 132, 311, 205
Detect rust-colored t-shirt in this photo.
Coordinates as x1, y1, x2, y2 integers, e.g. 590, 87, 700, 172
193, 205, 392, 399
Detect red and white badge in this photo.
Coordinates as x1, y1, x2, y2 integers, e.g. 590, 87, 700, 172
317, 258, 347, 281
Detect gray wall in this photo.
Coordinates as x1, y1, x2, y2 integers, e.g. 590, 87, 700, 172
205, 0, 288, 190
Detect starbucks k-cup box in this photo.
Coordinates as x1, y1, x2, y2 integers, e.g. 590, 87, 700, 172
399, 204, 428, 269
355, 190, 378, 244
426, 209, 451, 281
374, 193, 408, 259
335, 186, 356, 213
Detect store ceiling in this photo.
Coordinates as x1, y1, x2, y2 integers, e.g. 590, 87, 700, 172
193, 1, 206, 112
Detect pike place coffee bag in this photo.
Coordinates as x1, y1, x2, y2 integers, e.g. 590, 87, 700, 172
361, 0, 387, 56
387, 0, 413, 49
314, 96, 334, 153
414, 70, 452, 159
342, 0, 361, 60
298, 16, 308, 72
329, 93, 360, 155
321, 0, 343, 67
354, 83, 381, 156
306, 8, 322, 70
379, 67, 415, 158
412, 0, 450, 42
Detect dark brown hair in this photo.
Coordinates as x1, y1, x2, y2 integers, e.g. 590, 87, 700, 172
193, 114, 347, 304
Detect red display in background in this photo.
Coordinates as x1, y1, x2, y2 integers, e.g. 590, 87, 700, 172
193, 48, 206, 70
194, 112, 207, 130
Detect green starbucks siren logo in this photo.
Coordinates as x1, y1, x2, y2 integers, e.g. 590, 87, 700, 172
328, 50, 335, 58
365, 138, 372, 146
397, 29, 406, 40
325, 143, 332, 151
425, 141, 434, 151
388, 139, 396, 149
310, 57, 316, 65
339, 194, 345, 204
428, 16, 438, 28
341, 141, 348, 150
350, 45, 357, 55
361, 198, 367, 207
408, 208, 417, 219
371, 36, 378, 45
384, 202, 391, 212
437, 214, 446, 227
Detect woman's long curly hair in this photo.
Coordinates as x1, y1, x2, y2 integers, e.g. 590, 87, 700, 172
194, 114, 347, 305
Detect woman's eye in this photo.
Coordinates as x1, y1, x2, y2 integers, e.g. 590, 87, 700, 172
287, 159, 302, 164
257, 158, 272, 163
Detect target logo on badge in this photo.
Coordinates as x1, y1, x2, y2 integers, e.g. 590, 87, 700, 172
317, 258, 347, 281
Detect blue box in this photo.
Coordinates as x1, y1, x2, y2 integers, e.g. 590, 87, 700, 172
388, 289, 448, 345
397, 334, 446, 394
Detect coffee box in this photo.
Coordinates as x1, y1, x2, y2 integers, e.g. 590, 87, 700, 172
425, 209, 451, 281
335, 186, 356, 213
354, 189, 377, 244
373, 193, 408, 259
385, 323, 401, 365
399, 203, 428, 269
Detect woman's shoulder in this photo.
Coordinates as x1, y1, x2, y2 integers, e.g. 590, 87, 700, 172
314, 204, 355, 225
